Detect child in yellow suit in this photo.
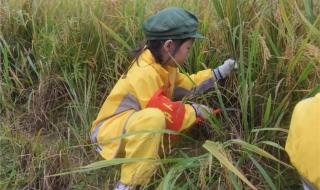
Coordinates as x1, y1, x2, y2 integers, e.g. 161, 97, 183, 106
91, 7, 236, 190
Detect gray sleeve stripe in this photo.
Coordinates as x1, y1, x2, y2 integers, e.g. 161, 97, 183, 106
173, 78, 215, 99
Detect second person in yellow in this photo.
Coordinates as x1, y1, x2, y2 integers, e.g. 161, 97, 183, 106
285, 93, 320, 189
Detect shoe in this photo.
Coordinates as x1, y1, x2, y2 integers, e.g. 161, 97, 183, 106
113, 182, 131, 190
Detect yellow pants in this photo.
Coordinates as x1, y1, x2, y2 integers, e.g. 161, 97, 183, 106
92, 108, 166, 185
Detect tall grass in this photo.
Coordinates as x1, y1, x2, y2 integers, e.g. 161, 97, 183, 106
1, 0, 319, 189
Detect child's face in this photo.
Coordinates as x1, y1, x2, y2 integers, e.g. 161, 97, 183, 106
173, 39, 193, 65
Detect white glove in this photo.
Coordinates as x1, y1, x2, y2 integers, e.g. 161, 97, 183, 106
213, 59, 237, 80
191, 103, 212, 120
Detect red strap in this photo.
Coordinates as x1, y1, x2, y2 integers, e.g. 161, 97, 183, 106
146, 89, 185, 132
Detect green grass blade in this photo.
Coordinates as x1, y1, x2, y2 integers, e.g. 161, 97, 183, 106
251, 128, 288, 133
228, 171, 243, 190
248, 155, 277, 190
259, 141, 285, 151
0, 41, 11, 87
262, 94, 272, 127
303, 0, 315, 23
49, 157, 190, 177
48, 158, 153, 177
203, 140, 257, 190
295, 1, 320, 36
227, 139, 292, 168
296, 63, 313, 85
162, 157, 198, 189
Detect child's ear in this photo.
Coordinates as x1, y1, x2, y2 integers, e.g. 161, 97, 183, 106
163, 40, 174, 54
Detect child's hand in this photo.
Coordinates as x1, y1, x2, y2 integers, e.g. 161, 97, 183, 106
191, 103, 212, 120
213, 59, 237, 80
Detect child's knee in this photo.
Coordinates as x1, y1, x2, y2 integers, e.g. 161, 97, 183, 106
125, 108, 166, 134
143, 108, 166, 129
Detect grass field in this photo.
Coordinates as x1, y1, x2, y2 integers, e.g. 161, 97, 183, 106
1, 0, 320, 189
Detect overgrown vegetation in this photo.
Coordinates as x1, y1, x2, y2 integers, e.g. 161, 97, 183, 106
1, 0, 319, 189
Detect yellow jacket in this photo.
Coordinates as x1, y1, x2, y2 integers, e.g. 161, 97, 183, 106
285, 93, 320, 188
92, 49, 216, 134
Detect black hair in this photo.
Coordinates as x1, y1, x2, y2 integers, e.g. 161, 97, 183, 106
133, 38, 191, 65
121, 38, 190, 79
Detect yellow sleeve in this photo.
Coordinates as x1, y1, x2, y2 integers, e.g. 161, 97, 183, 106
174, 68, 217, 99
179, 104, 197, 131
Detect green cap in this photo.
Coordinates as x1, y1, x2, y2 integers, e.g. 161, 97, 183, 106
143, 7, 204, 40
